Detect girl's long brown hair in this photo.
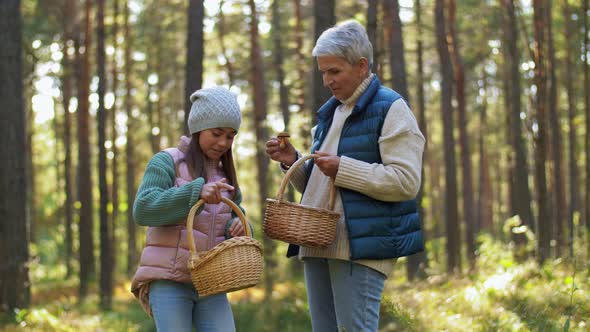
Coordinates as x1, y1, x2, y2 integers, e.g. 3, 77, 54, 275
177, 133, 240, 199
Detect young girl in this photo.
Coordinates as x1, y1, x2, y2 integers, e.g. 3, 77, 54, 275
131, 87, 246, 332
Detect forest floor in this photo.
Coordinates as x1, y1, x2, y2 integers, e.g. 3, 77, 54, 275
1, 235, 589, 331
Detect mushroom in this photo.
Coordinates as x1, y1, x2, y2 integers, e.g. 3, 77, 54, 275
277, 132, 290, 149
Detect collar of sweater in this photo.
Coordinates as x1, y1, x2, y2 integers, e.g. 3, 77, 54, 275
340, 73, 375, 105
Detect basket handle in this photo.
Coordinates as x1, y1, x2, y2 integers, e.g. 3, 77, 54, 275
186, 196, 249, 257
277, 154, 337, 210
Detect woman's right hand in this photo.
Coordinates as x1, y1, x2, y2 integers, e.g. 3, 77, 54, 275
265, 137, 297, 166
200, 178, 234, 204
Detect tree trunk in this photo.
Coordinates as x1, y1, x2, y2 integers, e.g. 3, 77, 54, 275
384, 0, 409, 100
477, 69, 494, 233
367, 0, 379, 73
62, 0, 76, 279
502, 0, 536, 234
248, 0, 273, 302
561, 0, 580, 258
312, 0, 335, 119
76, 0, 95, 299
271, 0, 295, 204
583, 0, 590, 259
435, 0, 461, 273
532, 0, 551, 263
545, 0, 566, 257
183, 0, 204, 134
217, 0, 235, 86
0, 0, 30, 313
109, 0, 120, 267
124, 0, 138, 276
447, 0, 475, 269
407, 0, 428, 280
96, 0, 113, 309
293, 0, 309, 150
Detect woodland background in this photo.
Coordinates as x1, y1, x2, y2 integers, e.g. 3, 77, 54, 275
1, 0, 590, 331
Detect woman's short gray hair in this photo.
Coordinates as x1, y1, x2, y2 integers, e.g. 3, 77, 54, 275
312, 20, 373, 69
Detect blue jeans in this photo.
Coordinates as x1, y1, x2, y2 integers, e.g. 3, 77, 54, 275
303, 257, 386, 332
149, 280, 235, 332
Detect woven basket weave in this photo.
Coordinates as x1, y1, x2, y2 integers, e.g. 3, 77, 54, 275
263, 154, 340, 247
187, 197, 263, 297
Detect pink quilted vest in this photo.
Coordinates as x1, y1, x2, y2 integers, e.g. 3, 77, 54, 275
131, 136, 233, 303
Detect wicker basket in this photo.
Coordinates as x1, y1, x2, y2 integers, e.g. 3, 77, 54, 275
263, 154, 340, 247
187, 197, 263, 297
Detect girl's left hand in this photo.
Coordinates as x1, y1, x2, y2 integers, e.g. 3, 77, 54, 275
228, 218, 245, 237
314, 150, 340, 178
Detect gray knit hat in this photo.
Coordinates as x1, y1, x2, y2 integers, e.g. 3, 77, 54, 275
188, 87, 242, 134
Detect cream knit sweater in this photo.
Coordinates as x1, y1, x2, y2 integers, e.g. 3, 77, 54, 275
284, 74, 425, 276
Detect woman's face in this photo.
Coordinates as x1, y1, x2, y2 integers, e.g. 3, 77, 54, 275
317, 55, 369, 101
198, 127, 236, 161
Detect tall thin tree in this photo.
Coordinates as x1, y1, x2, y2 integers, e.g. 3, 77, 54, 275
110, 0, 120, 261
545, 0, 566, 257
583, 0, 590, 256
532, 0, 550, 263
447, 0, 475, 268
435, 0, 461, 272
124, 0, 138, 276
407, 0, 428, 280
0, 0, 30, 313
76, 0, 95, 299
502, 0, 535, 234
384, 0, 409, 100
62, 0, 76, 278
312, 0, 335, 120
562, 0, 580, 258
184, 0, 204, 134
97, 0, 113, 309
248, 0, 273, 302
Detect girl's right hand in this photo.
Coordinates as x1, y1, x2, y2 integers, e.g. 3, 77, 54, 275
265, 137, 297, 167
200, 178, 234, 204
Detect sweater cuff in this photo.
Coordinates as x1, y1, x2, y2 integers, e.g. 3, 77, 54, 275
335, 156, 371, 192
188, 177, 206, 210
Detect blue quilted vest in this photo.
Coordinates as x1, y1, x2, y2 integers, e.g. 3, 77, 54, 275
287, 76, 424, 260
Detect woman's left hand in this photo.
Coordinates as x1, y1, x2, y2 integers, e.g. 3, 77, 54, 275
228, 218, 245, 237
314, 151, 340, 178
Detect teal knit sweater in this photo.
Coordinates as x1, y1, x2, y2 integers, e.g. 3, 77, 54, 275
133, 151, 244, 227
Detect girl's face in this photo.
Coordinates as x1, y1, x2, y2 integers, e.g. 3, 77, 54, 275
198, 127, 236, 161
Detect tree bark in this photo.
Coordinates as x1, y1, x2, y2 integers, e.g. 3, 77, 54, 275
407, 0, 428, 280
183, 0, 204, 134
502, 0, 536, 234
384, 0, 409, 100
435, 0, 461, 273
248, 0, 273, 302
367, 0, 379, 73
109, 0, 120, 265
62, 0, 76, 279
76, 0, 95, 299
312, 0, 335, 120
447, 0, 475, 269
124, 0, 138, 276
583, 0, 590, 258
217, 0, 235, 86
561, 0, 580, 258
532, 0, 551, 263
545, 0, 566, 257
0, 0, 30, 313
97, 0, 113, 309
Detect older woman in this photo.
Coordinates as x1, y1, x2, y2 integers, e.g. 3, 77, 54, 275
265, 20, 425, 331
